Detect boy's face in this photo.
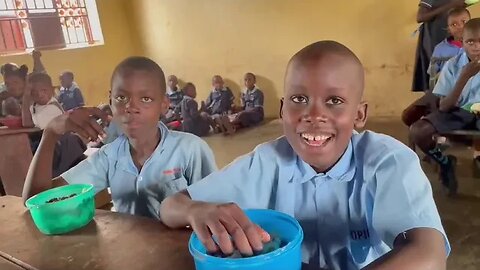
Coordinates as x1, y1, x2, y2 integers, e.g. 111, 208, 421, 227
282, 55, 367, 172
463, 27, 480, 60
111, 70, 168, 139
185, 85, 197, 98
167, 75, 178, 90
59, 74, 73, 88
5, 75, 25, 98
31, 81, 53, 105
244, 74, 256, 89
212, 76, 224, 90
448, 12, 470, 40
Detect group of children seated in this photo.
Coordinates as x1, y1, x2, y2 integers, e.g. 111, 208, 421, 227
403, 7, 480, 196
16, 40, 449, 269
0, 51, 87, 177
162, 73, 264, 136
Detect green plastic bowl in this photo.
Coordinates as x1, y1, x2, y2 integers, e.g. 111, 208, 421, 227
25, 184, 95, 235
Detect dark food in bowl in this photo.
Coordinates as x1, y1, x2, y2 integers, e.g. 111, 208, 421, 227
45, 193, 77, 204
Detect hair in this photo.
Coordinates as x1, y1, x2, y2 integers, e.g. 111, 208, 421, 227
182, 82, 196, 91
61, 71, 74, 80
212, 75, 223, 81
28, 72, 53, 86
111, 56, 166, 94
2, 63, 28, 80
245, 72, 256, 80
447, 7, 471, 19
464, 17, 480, 33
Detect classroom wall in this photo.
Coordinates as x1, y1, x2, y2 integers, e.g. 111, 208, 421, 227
130, 0, 480, 118
0, 0, 141, 106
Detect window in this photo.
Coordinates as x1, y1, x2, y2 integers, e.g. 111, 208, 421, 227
0, 0, 104, 55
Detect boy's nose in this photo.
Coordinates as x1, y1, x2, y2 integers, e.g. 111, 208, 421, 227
302, 104, 327, 124
125, 99, 140, 113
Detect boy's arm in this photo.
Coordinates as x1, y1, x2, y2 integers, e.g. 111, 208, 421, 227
22, 107, 109, 204
369, 144, 449, 270
184, 138, 217, 184
74, 88, 85, 107
21, 87, 35, 128
363, 228, 446, 270
438, 59, 480, 112
416, 0, 465, 23
32, 50, 46, 73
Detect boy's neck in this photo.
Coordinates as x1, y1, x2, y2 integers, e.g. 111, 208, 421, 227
129, 127, 161, 168
247, 86, 255, 91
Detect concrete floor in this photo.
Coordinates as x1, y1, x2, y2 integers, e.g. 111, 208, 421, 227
203, 117, 480, 270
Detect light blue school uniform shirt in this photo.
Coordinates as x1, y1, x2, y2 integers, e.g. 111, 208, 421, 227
428, 38, 463, 75
433, 52, 480, 108
187, 131, 449, 270
62, 122, 217, 219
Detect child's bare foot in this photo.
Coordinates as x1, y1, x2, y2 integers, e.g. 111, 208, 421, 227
221, 116, 235, 135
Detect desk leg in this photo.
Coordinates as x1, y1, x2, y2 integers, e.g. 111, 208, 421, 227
0, 134, 32, 197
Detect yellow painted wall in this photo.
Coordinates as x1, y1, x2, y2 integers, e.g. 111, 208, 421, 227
0, 0, 141, 106
130, 0, 480, 118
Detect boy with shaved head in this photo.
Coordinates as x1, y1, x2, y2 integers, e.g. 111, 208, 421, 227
161, 41, 448, 269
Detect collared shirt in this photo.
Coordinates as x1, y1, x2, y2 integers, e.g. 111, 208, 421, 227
187, 131, 449, 269
433, 52, 480, 108
205, 87, 234, 115
429, 37, 463, 75
62, 122, 217, 219
29, 97, 63, 129
241, 87, 264, 111
58, 82, 85, 111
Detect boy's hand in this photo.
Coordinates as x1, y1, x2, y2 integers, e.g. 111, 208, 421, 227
45, 107, 109, 141
32, 50, 42, 59
461, 58, 480, 79
0, 90, 11, 101
187, 202, 271, 256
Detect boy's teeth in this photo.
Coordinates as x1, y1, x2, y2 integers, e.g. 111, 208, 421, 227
301, 133, 330, 141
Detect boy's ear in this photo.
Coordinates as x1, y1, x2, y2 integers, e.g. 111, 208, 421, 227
354, 101, 368, 129
161, 95, 170, 115
279, 97, 284, 119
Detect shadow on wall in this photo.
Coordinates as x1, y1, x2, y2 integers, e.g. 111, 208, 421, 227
224, 78, 242, 105
257, 75, 280, 119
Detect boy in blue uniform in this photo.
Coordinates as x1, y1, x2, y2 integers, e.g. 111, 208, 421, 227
402, 7, 470, 128
180, 82, 214, 137
163, 74, 184, 124
411, 18, 480, 196
22, 57, 217, 219
200, 75, 235, 134
161, 41, 449, 269
230, 72, 264, 129
57, 71, 85, 111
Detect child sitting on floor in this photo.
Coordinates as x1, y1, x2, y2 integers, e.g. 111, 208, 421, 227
160, 41, 449, 270
23, 56, 217, 219
226, 72, 265, 131
57, 71, 85, 111
163, 75, 184, 125
200, 75, 235, 134
21, 73, 64, 129
180, 82, 215, 137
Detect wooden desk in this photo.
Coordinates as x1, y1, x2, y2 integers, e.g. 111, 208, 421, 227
0, 128, 40, 196
0, 196, 194, 270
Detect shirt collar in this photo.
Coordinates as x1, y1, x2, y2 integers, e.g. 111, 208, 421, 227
167, 87, 179, 95
295, 139, 356, 184
457, 52, 469, 68
116, 122, 170, 174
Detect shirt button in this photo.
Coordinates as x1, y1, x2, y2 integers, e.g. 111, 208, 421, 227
138, 176, 143, 181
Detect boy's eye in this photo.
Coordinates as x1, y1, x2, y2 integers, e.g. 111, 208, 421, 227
141, 97, 153, 103
290, 95, 308, 104
326, 97, 344, 105
115, 95, 128, 103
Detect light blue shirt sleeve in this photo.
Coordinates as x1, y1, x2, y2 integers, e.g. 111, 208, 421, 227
432, 61, 455, 97
184, 138, 217, 184
61, 147, 109, 193
371, 147, 450, 253
186, 149, 276, 209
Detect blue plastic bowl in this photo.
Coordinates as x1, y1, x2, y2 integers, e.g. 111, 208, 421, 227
189, 209, 304, 270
